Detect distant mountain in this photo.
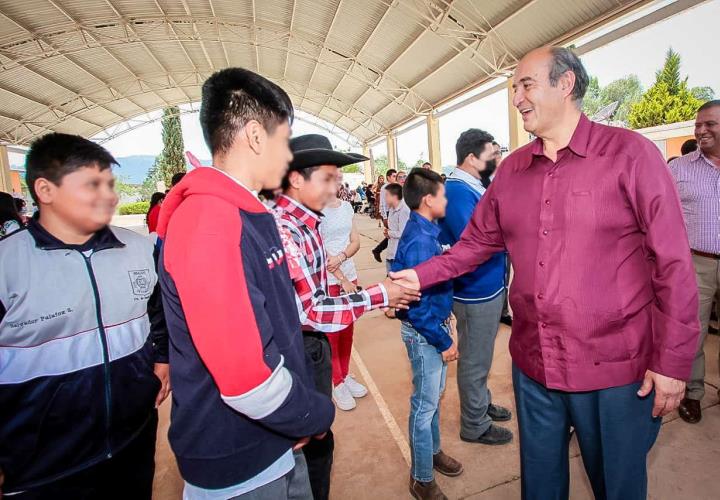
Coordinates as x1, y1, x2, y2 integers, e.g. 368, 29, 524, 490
114, 155, 210, 184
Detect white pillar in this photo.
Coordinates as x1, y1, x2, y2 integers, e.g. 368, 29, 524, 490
426, 112, 442, 173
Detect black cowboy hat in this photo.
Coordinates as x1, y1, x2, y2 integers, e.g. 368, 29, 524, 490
288, 134, 368, 171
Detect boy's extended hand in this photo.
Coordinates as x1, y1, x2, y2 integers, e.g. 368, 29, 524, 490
389, 269, 421, 291
442, 341, 459, 362
383, 278, 421, 309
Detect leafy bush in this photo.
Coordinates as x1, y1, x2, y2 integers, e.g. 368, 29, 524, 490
118, 201, 150, 215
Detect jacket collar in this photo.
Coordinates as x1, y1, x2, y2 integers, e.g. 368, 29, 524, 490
409, 211, 440, 237
275, 195, 322, 230
27, 216, 124, 252
524, 113, 592, 170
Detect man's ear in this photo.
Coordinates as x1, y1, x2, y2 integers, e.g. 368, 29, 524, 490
288, 170, 304, 190
559, 70, 577, 100
244, 120, 266, 155
34, 178, 56, 205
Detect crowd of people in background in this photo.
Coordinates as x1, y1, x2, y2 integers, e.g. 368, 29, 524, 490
0, 43, 718, 500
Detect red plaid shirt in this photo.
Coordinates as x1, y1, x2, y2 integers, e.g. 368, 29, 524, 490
274, 195, 388, 332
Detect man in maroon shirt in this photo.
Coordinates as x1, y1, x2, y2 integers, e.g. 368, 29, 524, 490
391, 46, 700, 500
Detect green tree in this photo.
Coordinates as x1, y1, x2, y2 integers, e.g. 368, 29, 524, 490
114, 174, 139, 199
628, 49, 704, 129
582, 75, 643, 124
140, 158, 163, 200
691, 86, 715, 102
582, 76, 603, 117
655, 48, 683, 94
158, 106, 186, 187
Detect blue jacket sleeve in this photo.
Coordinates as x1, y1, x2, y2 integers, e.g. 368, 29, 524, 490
400, 239, 453, 353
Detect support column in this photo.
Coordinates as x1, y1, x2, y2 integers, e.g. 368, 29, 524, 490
507, 79, 531, 151
0, 145, 14, 194
386, 132, 397, 172
426, 112, 442, 173
362, 143, 375, 183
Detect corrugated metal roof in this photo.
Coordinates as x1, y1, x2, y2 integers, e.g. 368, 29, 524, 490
0, 0, 649, 145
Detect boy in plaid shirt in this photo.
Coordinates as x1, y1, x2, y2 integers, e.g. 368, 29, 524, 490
274, 134, 420, 500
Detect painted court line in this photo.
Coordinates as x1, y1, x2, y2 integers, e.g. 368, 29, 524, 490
351, 346, 412, 466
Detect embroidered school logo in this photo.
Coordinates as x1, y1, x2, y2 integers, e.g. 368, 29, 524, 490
128, 269, 152, 296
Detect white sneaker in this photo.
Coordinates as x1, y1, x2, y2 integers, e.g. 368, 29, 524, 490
344, 375, 368, 398
332, 383, 356, 411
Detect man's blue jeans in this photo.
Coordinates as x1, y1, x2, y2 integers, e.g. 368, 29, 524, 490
401, 322, 447, 482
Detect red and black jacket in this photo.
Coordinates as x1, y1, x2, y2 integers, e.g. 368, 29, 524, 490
157, 167, 334, 489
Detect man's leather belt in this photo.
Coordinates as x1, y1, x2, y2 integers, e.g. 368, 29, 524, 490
691, 249, 720, 260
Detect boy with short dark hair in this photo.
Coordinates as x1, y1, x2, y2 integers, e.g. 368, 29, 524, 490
392, 168, 463, 500
157, 69, 334, 499
0, 133, 169, 499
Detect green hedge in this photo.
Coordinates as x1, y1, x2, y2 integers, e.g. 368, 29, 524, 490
118, 201, 150, 215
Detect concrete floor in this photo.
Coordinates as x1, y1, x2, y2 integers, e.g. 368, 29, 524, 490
151, 214, 720, 500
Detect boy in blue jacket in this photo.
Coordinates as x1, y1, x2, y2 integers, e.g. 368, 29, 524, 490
392, 168, 463, 500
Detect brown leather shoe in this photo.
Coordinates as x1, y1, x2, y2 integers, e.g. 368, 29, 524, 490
433, 450, 463, 477
679, 398, 702, 424
409, 477, 448, 500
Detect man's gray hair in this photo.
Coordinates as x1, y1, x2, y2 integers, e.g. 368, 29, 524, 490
548, 47, 589, 108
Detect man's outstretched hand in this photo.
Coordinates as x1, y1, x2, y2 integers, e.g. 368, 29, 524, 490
637, 369, 686, 418
389, 269, 421, 291
382, 278, 421, 309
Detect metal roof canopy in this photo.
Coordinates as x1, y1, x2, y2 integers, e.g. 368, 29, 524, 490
0, 0, 691, 147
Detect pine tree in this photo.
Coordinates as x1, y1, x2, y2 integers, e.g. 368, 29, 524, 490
158, 106, 186, 187
628, 49, 704, 129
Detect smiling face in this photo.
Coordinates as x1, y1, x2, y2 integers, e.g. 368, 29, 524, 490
695, 105, 720, 155
512, 48, 576, 138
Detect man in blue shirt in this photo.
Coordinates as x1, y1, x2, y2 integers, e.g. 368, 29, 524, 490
392, 168, 463, 500
439, 129, 513, 446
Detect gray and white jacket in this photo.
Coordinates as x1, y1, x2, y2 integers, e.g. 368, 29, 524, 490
0, 219, 168, 493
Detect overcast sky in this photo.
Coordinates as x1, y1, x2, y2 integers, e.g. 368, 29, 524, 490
86, 0, 720, 171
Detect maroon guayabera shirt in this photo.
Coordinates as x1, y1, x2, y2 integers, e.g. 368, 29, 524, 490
416, 114, 700, 391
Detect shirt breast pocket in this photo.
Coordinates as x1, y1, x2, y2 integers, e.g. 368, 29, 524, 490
568, 190, 596, 227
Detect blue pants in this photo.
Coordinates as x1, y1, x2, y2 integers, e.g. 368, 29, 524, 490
513, 365, 661, 500
401, 323, 448, 482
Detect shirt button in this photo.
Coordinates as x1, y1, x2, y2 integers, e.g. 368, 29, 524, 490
543, 229, 549, 235
541, 322, 547, 328
545, 199, 551, 205
537, 293, 544, 300
539, 261, 545, 267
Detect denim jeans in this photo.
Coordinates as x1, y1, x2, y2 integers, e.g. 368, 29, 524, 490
401, 322, 447, 482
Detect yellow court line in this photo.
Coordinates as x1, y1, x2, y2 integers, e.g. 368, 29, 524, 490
351, 346, 411, 466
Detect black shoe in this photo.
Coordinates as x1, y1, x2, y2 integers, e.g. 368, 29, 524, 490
461, 424, 513, 445
487, 404, 512, 422
371, 249, 382, 263
500, 315, 513, 326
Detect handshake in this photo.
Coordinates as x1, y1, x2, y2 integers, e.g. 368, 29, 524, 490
381, 269, 422, 310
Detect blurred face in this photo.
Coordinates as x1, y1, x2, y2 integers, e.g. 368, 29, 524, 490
35, 165, 118, 234
386, 192, 400, 208
387, 172, 397, 183
260, 121, 293, 189
335, 171, 345, 197
512, 49, 574, 138
463, 142, 496, 176
695, 106, 720, 154
291, 164, 338, 212
396, 171, 407, 185
425, 183, 447, 220
493, 144, 502, 164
